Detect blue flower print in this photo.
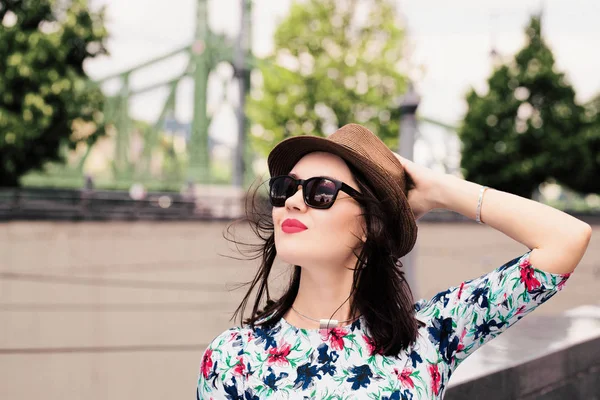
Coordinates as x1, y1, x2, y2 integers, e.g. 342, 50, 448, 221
350, 317, 362, 331
317, 343, 339, 376
382, 389, 414, 400
408, 350, 423, 368
223, 376, 243, 400
530, 286, 555, 302
294, 361, 322, 390
263, 366, 289, 391
243, 389, 260, 400
466, 283, 490, 309
497, 255, 520, 272
427, 317, 460, 364
430, 288, 452, 308
253, 324, 280, 351
346, 364, 373, 390
473, 318, 506, 341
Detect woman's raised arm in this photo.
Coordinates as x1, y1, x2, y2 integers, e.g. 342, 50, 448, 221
436, 174, 591, 274
394, 153, 592, 275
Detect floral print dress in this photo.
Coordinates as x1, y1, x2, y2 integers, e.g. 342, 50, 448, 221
197, 251, 571, 399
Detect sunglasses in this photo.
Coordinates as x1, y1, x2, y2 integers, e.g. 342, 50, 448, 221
268, 175, 361, 209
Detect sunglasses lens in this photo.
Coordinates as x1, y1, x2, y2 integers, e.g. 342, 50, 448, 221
270, 176, 297, 206
269, 176, 339, 208
305, 178, 337, 208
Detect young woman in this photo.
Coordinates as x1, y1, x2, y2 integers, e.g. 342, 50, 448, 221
197, 123, 591, 399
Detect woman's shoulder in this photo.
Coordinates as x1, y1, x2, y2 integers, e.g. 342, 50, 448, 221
203, 320, 283, 358
205, 326, 251, 352
413, 298, 431, 319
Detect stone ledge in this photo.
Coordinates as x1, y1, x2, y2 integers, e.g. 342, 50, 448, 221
445, 305, 600, 399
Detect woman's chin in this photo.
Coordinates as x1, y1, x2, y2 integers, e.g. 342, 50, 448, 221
276, 250, 315, 267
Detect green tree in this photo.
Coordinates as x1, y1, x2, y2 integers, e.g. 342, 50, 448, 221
247, 0, 407, 157
459, 16, 588, 198
0, 0, 107, 187
570, 95, 600, 194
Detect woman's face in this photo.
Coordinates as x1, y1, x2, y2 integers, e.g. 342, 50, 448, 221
272, 152, 366, 271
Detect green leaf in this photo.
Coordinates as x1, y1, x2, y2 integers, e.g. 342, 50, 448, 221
0, 0, 108, 186
458, 15, 599, 197
247, 0, 407, 160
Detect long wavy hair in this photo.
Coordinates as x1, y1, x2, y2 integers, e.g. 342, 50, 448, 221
223, 160, 423, 356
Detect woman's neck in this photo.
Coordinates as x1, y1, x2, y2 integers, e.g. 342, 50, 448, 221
284, 265, 359, 329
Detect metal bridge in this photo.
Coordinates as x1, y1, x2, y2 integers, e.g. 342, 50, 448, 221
53, 0, 457, 191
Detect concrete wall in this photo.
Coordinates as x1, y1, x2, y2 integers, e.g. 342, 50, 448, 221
445, 306, 600, 399
0, 221, 599, 399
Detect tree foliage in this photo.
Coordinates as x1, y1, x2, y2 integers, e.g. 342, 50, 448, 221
247, 0, 407, 157
0, 0, 107, 186
572, 95, 600, 193
458, 16, 599, 198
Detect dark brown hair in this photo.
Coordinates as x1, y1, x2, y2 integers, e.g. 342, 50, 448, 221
223, 161, 422, 356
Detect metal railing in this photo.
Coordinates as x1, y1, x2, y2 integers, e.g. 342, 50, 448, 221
0, 188, 245, 221
2, 187, 599, 224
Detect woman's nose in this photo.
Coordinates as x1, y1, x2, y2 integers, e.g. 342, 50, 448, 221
285, 184, 306, 210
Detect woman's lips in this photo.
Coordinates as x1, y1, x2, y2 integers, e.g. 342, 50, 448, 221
282, 225, 307, 234
281, 219, 307, 234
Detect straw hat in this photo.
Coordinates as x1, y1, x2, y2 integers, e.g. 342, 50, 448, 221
267, 123, 417, 258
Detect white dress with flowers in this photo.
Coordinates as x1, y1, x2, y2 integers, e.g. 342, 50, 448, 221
197, 251, 571, 399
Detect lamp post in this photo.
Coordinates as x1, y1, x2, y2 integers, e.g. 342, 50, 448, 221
397, 83, 420, 299
189, 0, 210, 184
233, 0, 252, 189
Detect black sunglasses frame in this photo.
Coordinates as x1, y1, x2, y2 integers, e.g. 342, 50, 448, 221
268, 175, 361, 209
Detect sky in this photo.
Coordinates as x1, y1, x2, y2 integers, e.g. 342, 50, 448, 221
85, 0, 600, 169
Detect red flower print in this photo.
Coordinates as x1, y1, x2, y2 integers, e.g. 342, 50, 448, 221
519, 259, 541, 291
200, 348, 213, 379
245, 331, 254, 342
428, 363, 441, 395
267, 341, 291, 367
393, 367, 414, 388
456, 327, 467, 352
457, 282, 465, 299
233, 355, 246, 376
558, 273, 571, 290
362, 334, 378, 356
322, 327, 348, 351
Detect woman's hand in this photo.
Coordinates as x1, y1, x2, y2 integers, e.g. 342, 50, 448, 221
392, 152, 447, 220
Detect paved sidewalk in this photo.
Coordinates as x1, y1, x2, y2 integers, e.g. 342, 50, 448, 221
0, 221, 598, 400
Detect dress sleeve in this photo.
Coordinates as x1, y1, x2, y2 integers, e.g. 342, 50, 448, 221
196, 327, 246, 400
415, 250, 571, 372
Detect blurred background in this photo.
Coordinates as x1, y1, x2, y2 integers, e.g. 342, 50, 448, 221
0, 0, 599, 399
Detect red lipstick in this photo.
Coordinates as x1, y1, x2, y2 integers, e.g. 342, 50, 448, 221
282, 218, 307, 234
